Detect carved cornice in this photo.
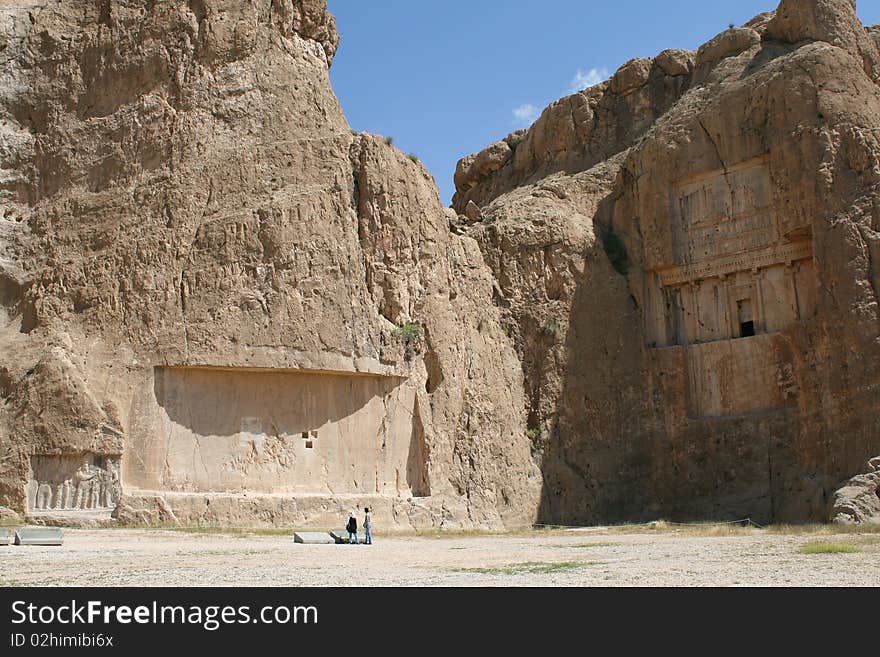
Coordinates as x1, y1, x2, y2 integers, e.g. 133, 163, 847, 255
655, 241, 813, 287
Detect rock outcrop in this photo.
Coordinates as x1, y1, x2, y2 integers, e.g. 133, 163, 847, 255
0, 0, 539, 529
3, 0, 880, 529
830, 458, 880, 524
0, 505, 21, 524
454, 0, 880, 524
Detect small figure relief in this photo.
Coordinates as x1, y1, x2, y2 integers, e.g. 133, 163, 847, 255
103, 458, 120, 508
36, 483, 53, 511
776, 363, 798, 400
28, 455, 121, 512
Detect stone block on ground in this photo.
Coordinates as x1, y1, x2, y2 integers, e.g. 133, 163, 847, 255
0, 528, 12, 545
14, 527, 64, 546
293, 531, 335, 544
329, 529, 360, 543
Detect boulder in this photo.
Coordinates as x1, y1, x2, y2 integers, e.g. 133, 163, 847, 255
767, 0, 880, 78
610, 58, 652, 95
654, 49, 695, 77
830, 459, 880, 524
695, 28, 760, 68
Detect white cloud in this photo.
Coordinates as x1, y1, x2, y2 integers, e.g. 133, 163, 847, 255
512, 103, 540, 127
509, 66, 608, 129
568, 67, 609, 93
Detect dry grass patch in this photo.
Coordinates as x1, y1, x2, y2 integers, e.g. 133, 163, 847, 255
597, 521, 880, 538
601, 521, 756, 537
799, 541, 860, 554
768, 523, 880, 535
152, 525, 294, 538
452, 561, 592, 575
400, 527, 541, 539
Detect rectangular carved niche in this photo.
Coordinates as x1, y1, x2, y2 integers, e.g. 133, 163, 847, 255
28, 453, 121, 512
126, 366, 427, 498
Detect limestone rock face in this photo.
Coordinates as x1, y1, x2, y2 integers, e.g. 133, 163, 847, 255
654, 49, 695, 77
610, 58, 652, 95
5, 0, 880, 530
694, 28, 760, 69
0, 0, 539, 528
269, 0, 339, 62
767, 0, 880, 78
455, 0, 880, 524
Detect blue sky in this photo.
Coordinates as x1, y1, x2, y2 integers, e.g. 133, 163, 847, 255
328, 1, 880, 206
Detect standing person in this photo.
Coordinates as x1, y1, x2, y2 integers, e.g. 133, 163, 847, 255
346, 511, 358, 544
363, 507, 372, 545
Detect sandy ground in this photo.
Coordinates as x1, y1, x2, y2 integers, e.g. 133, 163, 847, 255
2, 526, 879, 587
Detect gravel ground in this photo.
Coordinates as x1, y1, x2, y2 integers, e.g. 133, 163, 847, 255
2, 526, 879, 587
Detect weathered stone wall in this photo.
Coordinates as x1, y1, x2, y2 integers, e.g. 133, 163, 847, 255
0, 0, 540, 529
4, 0, 879, 529
455, 0, 880, 524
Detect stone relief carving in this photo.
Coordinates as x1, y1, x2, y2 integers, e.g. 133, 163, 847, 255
657, 242, 812, 287
642, 158, 816, 417
646, 158, 816, 349
29, 455, 121, 512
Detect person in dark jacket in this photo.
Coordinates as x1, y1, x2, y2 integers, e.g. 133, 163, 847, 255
346, 511, 358, 544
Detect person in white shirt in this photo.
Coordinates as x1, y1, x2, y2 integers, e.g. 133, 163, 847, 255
363, 508, 372, 545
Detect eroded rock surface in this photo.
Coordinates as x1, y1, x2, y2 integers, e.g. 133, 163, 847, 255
3, 0, 880, 529
0, 0, 539, 529
454, 0, 880, 524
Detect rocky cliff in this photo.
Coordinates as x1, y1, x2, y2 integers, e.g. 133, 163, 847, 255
454, 0, 880, 524
2, 0, 879, 529
0, 0, 539, 529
